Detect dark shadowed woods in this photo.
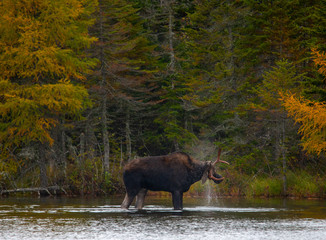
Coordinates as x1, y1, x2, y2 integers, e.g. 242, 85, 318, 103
1, 0, 326, 198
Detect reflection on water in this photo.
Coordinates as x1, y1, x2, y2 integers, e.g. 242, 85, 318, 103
0, 197, 326, 240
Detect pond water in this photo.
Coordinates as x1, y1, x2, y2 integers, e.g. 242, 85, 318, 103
0, 196, 325, 240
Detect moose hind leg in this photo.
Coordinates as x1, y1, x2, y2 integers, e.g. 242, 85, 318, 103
172, 191, 183, 210
135, 188, 148, 210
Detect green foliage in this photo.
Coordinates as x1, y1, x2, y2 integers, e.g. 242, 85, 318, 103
287, 171, 324, 198
92, 0, 156, 83
67, 156, 106, 195
0, 156, 20, 184
247, 177, 283, 197
244, 171, 326, 198
257, 59, 304, 109
66, 152, 124, 195
183, 0, 246, 108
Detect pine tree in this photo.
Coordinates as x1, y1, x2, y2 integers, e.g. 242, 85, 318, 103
184, 0, 248, 106
177, 0, 250, 160
0, 0, 97, 82
233, 0, 326, 176
255, 60, 305, 194
128, 0, 197, 152
0, 81, 90, 146
88, 0, 158, 170
241, 0, 326, 85
257, 60, 303, 110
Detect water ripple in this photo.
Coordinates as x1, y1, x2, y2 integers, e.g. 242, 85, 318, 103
0, 198, 325, 240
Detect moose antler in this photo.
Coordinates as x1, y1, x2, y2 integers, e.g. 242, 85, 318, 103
207, 149, 229, 181
213, 149, 230, 165
208, 173, 224, 181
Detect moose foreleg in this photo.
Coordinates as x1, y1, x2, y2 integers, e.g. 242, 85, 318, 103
172, 191, 183, 210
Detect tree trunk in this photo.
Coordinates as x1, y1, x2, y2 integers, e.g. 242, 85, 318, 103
120, 140, 123, 167
274, 115, 287, 196
102, 95, 110, 174
98, 2, 110, 175
79, 132, 85, 196
166, 2, 179, 151
79, 132, 85, 164
38, 143, 48, 189
60, 120, 67, 179
227, 24, 235, 88
168, 4, 175, 89
125, 107, 132, 161
281, 116, 287, 196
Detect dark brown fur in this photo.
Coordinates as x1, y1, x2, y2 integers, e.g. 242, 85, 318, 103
121, 152, 224, 210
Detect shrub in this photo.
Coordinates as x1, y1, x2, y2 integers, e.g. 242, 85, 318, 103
287, 171, 321, 198
246, 177, 283, 197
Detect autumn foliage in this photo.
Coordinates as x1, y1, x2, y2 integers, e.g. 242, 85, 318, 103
282, 93, 326, 155
0, 0, 97, 148
312, 48, 326, 76
0, 80, 90, 146
1, 0, 326, 197
282, 49, 326, 155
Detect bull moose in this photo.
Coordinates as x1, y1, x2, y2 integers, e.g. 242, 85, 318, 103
121, 149, 229, 210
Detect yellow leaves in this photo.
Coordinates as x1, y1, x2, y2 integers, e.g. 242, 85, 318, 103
0, 80, 90, 146
0, 0, 98, 82
0, 0, 97, 150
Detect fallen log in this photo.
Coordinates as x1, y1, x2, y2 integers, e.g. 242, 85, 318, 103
0, 186, 66, 196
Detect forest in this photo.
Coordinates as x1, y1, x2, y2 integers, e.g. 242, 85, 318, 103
1, 0, 326, 198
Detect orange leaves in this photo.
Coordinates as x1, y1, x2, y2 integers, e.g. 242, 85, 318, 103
282, 93, 326, 155
280, 49, 326, 155
311, 48, 326, 77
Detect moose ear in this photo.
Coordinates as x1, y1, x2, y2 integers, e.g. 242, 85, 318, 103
201, 169, 208, 184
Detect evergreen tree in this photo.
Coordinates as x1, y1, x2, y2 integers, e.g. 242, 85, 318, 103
236, 0, 326, 174
184, 0, 251, 109
256, 60, 304, 194
180, 0, 249, 161
129, 0, 197, 152
88, 0, 157, 171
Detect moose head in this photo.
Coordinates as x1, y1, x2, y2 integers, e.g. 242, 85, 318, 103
201, 149, 229, 184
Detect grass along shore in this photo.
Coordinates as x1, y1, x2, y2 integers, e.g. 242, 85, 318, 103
186, 170, 326, 199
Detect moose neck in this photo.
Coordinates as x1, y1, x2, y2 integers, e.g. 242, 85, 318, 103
190, 160, 210, 183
